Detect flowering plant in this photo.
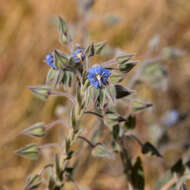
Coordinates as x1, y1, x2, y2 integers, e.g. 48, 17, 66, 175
16, 3, 188, 190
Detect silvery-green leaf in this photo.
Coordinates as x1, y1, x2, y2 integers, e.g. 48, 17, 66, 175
131, 157, 145, 190
110, 70, 123, 83
85, 43, 95, 57
132, 99, 152, 113
16, 144, 40, 160
161, 47, 185, 59
115, 85, 135, 99
91, 87, 100, 103
22, 122, 46, 138
116, 53, 135, 64
94, 41, 107, 55
53, 70, 64, 88
112, 124, 123, 140
141, 62, 168, 89
62, 71, 73, 87
104, 111, 120, 128
171, 159, 185, 176
119, 62, 138, 73
105, 84, 116, 104
46, 68, 57, 84
142, 142, 162, 158
58, 17, 72, 44
98, 88, 106, 108
54, 49, 68, 69
28, 86, 50, 101
143, 62, 162, 77
25, 174, 41, 190
123, 115, 136, 129
92, 144, 114, 159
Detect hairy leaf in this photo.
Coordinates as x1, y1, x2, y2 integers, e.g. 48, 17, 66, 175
116, 53, 135, 64
92, 144, 114, 159
171, 159, 185, 176
22, 122, 46, 138
131, 157, 145, 190
115, 85, 135, 99
124, 115, 136, 129
142, 142, 162, 157
16, 144, 40, 160
28, 86, 51, 101
58, 17, 72, 44
94, 41, 107, 55
132, 99, 152, 113
119, 62, 137, 73
25, 174, 41, 190
54, 49, 68, 69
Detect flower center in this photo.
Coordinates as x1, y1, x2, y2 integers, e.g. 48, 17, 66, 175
96, 74, 102, 81
77, 52, 82, 59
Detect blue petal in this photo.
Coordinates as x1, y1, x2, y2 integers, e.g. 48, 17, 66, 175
72, 48, 85, 63
88, 66, 111, 88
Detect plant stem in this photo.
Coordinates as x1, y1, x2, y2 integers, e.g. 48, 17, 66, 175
78, 136, 95, 148
118, 137, 133, 187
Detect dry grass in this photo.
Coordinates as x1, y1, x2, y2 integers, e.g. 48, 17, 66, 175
1, 0, 190, 189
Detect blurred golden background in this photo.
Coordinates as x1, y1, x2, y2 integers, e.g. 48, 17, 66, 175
1, 0, 190, 189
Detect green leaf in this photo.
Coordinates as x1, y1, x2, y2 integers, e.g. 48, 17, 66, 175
105, 84, 116, 104
28, 86, 50, 101
123, 115, 136, 129
58, 17, 72, 44
25, 174, 41, 190
142, 142, 162, 157
116, 53, 135, 64
115, 85, 135, 99
119, 62, 137, 73
141, 62, 167, 89
54, 70, 64, 88
104, 111, 121, 128
171, 159, 185, 176
110, 70, 123, 83
132, 99, 152, 113
94, 41, 107, 55
16, 144, 40, 160
54, 49, 68, 69
161, 47, 185, 59
22, 122, 46, 137
131, 157, 145, 190
85, 42, 106, 56
85, 43, 95, 57
62, 71, 73, 87
112, 125, 123, 140
92, 144, 114, 159
46, 68, 57, 84
96, 88, 106, 108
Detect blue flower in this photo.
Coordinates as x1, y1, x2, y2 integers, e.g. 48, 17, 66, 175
88, 66, 111, 88
46, 53, 56, 69
163, 109, 179, 127
72, 48, 85, 63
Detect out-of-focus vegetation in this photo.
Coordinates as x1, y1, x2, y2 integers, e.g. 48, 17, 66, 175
1, 0, 190, 189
